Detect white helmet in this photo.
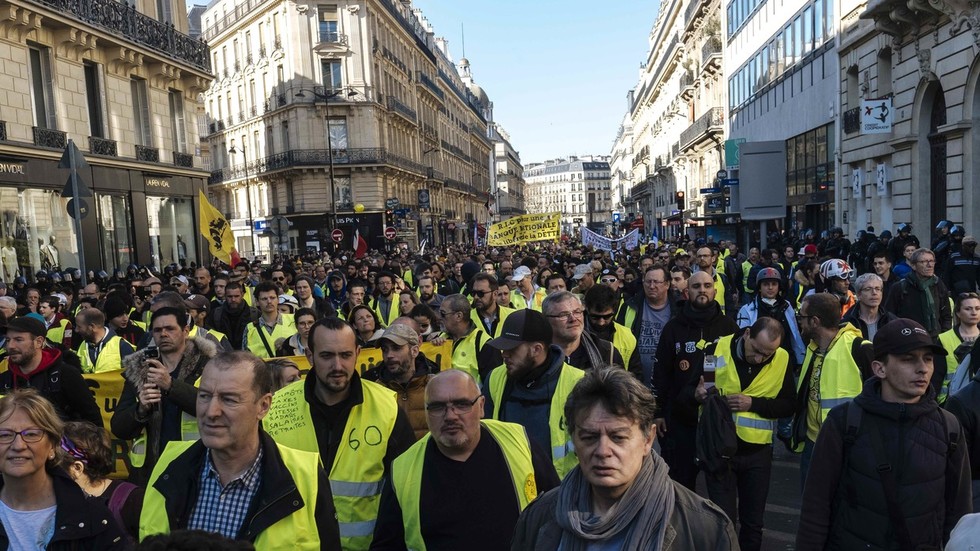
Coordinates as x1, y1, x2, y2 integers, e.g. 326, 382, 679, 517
819, 258, 854, 281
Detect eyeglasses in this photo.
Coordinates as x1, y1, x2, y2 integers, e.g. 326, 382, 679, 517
471, 290, 490, 298
547, 309, 585, 321
425, 396, 481, 415
0, 428, 45, 444
273, 276, 286, 281
600, 278, 618, 284
438, 310, 459, 318
588, 312, 615, 321
645, 279, 668, 286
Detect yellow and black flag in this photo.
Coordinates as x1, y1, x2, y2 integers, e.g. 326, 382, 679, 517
198, 190, 239, 265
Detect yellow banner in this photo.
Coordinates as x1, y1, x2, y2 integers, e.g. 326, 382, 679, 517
81, 370, 131, 479
198, 189, 236, 265
487, 212, 562, 246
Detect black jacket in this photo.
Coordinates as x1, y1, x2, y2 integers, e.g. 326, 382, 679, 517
882, 275, 953, 337
840, 304, 899, 341
0, 470, 128, 550
652, 301, 740, 427
210, 304, 258, 351
0, 348, 103, 427
149, 432, 341, 550
797, 380, 971, 551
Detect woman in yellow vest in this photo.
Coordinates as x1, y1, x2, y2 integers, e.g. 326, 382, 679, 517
937, 292, 980, 401
698, 319, 796, 551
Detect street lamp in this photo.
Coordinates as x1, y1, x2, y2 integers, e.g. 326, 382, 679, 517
295, 87, 357, 234
228, 143, 255, 257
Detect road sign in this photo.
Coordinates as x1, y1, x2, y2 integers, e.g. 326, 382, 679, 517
384, 226, 397, 240
385, 197, 400, 209
721, 179, 739, 186
254, 220, 268, 231
331, 229, 344, 243
612, 212, 621, 223
700, 187, 721, 194
66, 198, 89, 220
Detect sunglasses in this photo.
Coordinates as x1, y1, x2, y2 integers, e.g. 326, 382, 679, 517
472, 290, 490, 298
600, 278, 618, 284
588, 312, 615, 321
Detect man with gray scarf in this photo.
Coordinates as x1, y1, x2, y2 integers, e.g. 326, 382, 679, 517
512, 367, 737, 550
544, 291, 624, 371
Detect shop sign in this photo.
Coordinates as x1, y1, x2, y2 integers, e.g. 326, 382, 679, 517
861, 98, 893, 134
145, 177, 171, 188
0, 162, 26, 175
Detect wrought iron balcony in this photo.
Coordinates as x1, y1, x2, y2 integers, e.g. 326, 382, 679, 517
246, 53, 253, 66
33, 127, 66, 149
234, 61, 241, 73
0, 121, 7, 142
843, 107, 861, 134
135, 145, 159, 163
173, 152, 194, 168
209, 148, 389, 184
416, 71, 445, 101
386, 96, 417, 122
89, 136, 117, 156
426, 167, 445, 181
35, 0, 210, 72
679, 107, 724, 150
701, 37, 722, 67
318, 31, 348, 45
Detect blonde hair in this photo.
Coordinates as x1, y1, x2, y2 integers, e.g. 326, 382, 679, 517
0, 389, 64, 467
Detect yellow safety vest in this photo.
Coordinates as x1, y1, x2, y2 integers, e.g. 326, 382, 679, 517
264, 378, 398, 551
451, 327, 489, 385
371, 296, 400, 328
245, 315, 296, 359
78, 335, 125, 374
470, 305, 515, 338
46, 318, 71, 346
139, 440, 322, 550
937, 328, 962, 403
713, 334, 789, 444
796, 323, 865, 444
487, 362, 584, 479
742, 260, 754, 294
611, 322, 637, 367
713, 272, 726, 310
128, 376, 202, 469
391, 420, 536, 551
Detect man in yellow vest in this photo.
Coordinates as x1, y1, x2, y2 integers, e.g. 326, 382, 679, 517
372, 370, 559, 549
484, 309, 585, 479
263, 317, 415, 551
140, 351, 341, 550
696, 317, 796, 551
244, 282, 296, 358
790, 292, 873, 489
439, 294, 502, 386
509, 266, 541, 311
470, 273, 514, 338
75, 307, 136, 373
110, 306, 218, 484
370, 271, 400, 328
38, 295, 72, 350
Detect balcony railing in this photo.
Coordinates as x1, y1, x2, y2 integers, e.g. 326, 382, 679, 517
173, 152, 194, 168
202, 0, 270, 41
209, 147, 427, 185
135, 145, 160, 163
701, 37, 722, 67
843, 107, 861, 134
33, 127, 66, 149
386, 96, 417, 122
679, 107, 724, 150
318, 31, 348, 45
416, 71, 445, 100
36, 0, 210, 72
89, 136, 117, 156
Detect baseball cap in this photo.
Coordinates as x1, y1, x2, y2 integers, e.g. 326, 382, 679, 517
963, 235, 978, 245
572, 264, 593, 280
487, 310, 553, 350
184, 294, 210, 312
7, 316, 47, 337
675, 248, 690, 257
872, 318, 947, 360
170, 275, 189, 286
143, 276, 162, 286
278, 294, 299, 310
801, 244, 818, 256
509, 266, 532, 282
378, 324, 419, 346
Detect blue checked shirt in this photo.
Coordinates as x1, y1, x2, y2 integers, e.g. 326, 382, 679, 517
188, 447, 264, 539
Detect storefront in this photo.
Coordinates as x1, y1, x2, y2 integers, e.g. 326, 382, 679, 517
0, 155, 205, 280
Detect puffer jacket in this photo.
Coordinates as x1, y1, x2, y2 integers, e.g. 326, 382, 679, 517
797, 380, 972, 551
512, 479, 738, 550
362, 367, 433, 441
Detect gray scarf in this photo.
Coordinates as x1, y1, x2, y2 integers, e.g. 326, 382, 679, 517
555, 452, 675, 550
578, 330, 608, 370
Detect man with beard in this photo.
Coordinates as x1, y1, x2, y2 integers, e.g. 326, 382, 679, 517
371, 271, 400, 328
325, 270, 347, 312
469, 273, 514, 338
695, 246, 737, 317
75, 307, 137, 373
652, 271, 739, 490
584, 284, 639, 372
544, 291, 623, 372
362, 324, 433, 440
371, 370, 559, 551
483, 310, 585, 479
416, 275, 444, 310
439, 294, 502, 386
0, 316, 102, 426
210, 282, 257, 351
193, 266, 213, 298
263, 317, 415, 551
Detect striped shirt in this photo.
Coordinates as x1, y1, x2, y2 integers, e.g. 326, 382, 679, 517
188, 447, 264, 539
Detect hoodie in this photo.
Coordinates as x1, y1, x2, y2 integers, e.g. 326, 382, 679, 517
325, 270, 348, 311
0, 347, 103, 427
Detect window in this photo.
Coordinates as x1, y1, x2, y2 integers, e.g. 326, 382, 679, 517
803, 7, 813, 54
784, 26, 792, 68
318, 4, 338, 42
824, 0, 834, 39
266, 126, 274, 154
321, 60, 342, 91
793, 17, 802, 61
84, 61, 106, 138
96, 194, 135, 272
146, 197, 197, 267
157, 0, 173, 23
131, 77, 151, 146
327, 117, 348, 148
281, 121, 290, 151
249, 80, 257, 113
169, 89, 186, 153
28, 43, 56, 129
878, 48, 893, 97
245, 31, 252, 61
814, 0, 824, 44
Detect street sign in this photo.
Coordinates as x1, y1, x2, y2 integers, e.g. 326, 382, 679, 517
612, 212, 621, 223
716, 170, 728, 180
331, 229, 344, 243
254, 220, 268, 231
700, 187, 721, 194
384, 226, 396, 240
385, 197, 400, 209
393, 208, 411, 217
66, 198, 89, 220
721, 178, 739, 186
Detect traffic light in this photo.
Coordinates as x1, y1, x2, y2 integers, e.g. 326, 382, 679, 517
675, 191, 685, 210
385, 209, 393, 227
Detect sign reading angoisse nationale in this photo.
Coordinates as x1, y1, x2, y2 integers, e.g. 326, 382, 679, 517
487, 212, 561, 246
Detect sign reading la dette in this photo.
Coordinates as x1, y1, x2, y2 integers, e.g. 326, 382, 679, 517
486, 212, 561, 246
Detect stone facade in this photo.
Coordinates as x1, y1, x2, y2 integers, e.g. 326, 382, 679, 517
201, 0, 493, 255
524, 156, 612, 235
491, 124, 526, 221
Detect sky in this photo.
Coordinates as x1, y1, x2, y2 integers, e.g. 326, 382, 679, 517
189, 0, 660, 164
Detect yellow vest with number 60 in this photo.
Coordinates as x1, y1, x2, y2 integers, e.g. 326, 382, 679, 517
712, 334, 789, 444
487, 362, 584, 479
263, 377, 398, 551
391, 419, 536, 551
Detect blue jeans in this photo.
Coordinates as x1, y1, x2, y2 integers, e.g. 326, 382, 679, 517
799, 439, 815, 493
